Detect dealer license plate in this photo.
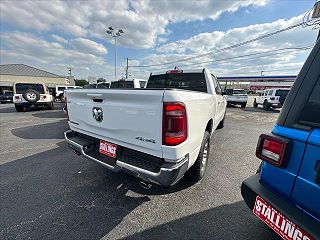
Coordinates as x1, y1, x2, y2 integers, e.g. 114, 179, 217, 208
99, 140, 117, 158
253, 196, 313, 240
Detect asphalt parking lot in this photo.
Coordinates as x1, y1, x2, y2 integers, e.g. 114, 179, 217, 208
0, 99, 281, 240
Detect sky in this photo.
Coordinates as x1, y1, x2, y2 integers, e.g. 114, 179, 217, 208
0, 0, 319, 81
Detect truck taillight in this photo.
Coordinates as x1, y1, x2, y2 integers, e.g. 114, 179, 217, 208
256, 134, 290, 167
163, 102, 187, 146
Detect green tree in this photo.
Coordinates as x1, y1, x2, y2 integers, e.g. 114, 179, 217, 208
75, 79, 89, 87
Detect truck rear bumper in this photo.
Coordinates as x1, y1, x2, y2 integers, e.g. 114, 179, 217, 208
64, 130, 189, 187
241, 174, 320, 239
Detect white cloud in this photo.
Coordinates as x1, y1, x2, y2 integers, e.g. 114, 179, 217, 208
132, 14, 317, 77
69, 38, 107, 55
0, 32, 110, 78
0, 0, 268, 49
51, 34, 68, 44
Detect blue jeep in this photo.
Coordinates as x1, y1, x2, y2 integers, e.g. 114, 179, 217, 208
241, 39, 320, 239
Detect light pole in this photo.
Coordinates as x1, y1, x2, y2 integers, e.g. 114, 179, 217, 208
106, 26, 124, 81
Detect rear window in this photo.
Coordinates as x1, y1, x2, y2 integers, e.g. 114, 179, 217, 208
58, 87, 66, 91
225, 89, 233, 95
110, 81, 134, 88
4, 91, 13, 95
15, 84, 45, 94
83, 84, 97, 89
299, 77, 320, 126
275, 89, 289, 96
146, 73, 207, 93
233, 90, 246, 94
139, 81, 147, 88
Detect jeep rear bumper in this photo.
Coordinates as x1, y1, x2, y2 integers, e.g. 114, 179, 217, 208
15, 102, 51, 107
241, 174, 320, 239
64, 130, 189, 187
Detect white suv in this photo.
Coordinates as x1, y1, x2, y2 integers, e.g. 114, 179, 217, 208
13, 83, 54, 112
254, 88, 290, 110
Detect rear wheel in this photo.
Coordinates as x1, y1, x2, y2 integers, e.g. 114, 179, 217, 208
263, 100, 270, 110
186, 132, 211, 182
59, 94, 64, 103
241, 103, 246, 108
47, 101, 54, 110
15, 104, 24, 112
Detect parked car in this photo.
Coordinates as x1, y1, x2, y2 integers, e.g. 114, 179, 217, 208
96, 82, 111, 89
0, 91, 13, 103
83, 84, 97, 89
54, 85, 81, 102
13, 83, 54, 112
241, 39, 320, 240
110, 78, 147, 88
64, 68, 227, 187
223, 88, 248, 108
254, 88, 290, 110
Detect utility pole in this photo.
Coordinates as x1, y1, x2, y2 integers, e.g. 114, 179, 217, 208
125, 57, 129, 79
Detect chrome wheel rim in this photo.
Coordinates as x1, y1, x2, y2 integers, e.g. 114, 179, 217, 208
27, 93, 36, 100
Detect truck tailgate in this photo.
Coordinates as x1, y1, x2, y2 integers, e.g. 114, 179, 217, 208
66, 89, 164, 158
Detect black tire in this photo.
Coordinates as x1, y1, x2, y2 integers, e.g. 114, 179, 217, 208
253, 100, 258, 108
186, 132, 211, 182
47, 101, 54, 110
22, 89, 40, 103
1, 101, 6, 104
256, 162, 262, 174
15, 104, 24, 112
279, 94, 287, 106
217, 112, 225, 129
263, 100, 271, 110
59, 94, 65, 103
241, 103, 246, 108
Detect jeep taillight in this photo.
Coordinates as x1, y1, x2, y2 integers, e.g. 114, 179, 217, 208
256, 134, 290, 167
163, 102, 187, 146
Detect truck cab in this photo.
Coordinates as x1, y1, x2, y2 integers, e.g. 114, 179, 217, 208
241, 39, 320, 239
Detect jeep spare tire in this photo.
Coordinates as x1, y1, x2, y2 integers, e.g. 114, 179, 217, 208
22, 89, 40, 103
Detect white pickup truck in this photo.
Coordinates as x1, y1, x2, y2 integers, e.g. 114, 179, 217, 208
223, 89, 248, 108
64, 68, 227, 187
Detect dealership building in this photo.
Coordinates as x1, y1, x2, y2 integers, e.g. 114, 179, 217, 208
0, 64, 75, 93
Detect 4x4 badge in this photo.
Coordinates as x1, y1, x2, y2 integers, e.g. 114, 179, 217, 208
92, 107, 103, 122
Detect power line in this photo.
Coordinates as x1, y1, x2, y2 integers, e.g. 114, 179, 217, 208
128, 45, 312, 73
152, 46, 312, 71
130, 22, 307, 68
